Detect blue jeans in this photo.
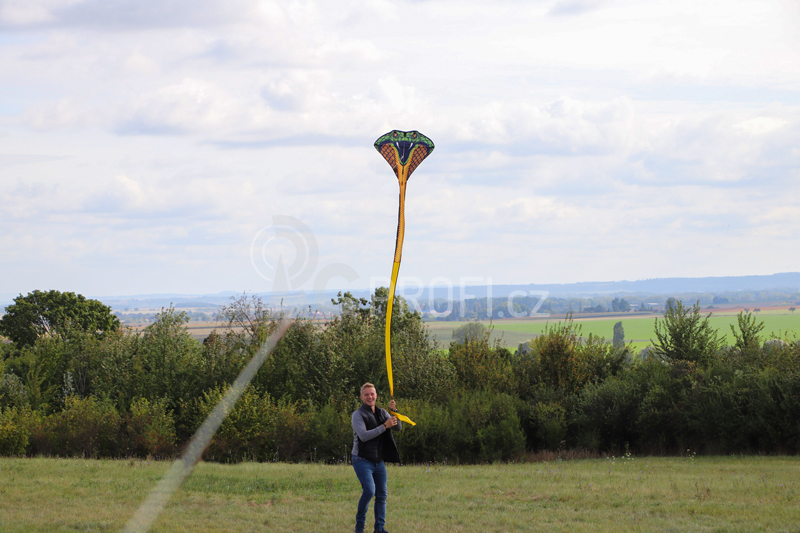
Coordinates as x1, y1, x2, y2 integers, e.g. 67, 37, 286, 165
352, 456, 387, 532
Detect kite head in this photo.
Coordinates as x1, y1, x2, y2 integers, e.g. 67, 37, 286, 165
374, 130, 435, 181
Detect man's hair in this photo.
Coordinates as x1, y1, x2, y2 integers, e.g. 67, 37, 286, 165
360, 382, 376, 393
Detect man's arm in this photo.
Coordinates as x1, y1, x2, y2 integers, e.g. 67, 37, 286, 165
352, 411, 386, 442
381, 409, 402, 432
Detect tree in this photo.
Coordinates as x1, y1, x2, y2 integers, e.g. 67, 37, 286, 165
527, 317, 586, 394
368, 286, 421, 333
651, 300, 720, 366
218, 292, 279, 346
790, 307, 796, 315
453, 321, 488, 344
613, 321, 624, 347
331, 291, 369, 319
611, 298, 631, 312
0, 290, 120, 348
449, 328, 513, 393
729, 311, 764, 358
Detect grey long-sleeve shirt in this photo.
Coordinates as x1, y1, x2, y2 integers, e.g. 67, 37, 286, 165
351, 408, 403, 458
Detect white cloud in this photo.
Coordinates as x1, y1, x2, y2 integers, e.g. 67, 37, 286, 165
734, 117, 789, 136
115, 78, 252, 135
0, 1, 56, 25
2, 0, 800, 295
0, 0, 256, 29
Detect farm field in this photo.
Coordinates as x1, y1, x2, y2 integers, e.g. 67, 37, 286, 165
1, 456, 798, 532
120, 306, 800, 349
424, 320, 535, 349
429, 308, 800, 352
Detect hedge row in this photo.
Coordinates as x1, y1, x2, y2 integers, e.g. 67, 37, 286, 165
0, 388, 527, 463
3, 360, 799, 461
1, 295, 800, 462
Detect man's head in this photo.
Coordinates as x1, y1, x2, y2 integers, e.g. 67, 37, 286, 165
360, 382, 377, 407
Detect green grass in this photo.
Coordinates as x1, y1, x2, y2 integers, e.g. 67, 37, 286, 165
486, 312, 800, 352
424, 321, 535, 350
2, 456, 799, 532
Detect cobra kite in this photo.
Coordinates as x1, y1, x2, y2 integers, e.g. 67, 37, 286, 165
374, 130, 435, 427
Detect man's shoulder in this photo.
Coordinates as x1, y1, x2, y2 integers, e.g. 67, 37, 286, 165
352, 406, 370, 418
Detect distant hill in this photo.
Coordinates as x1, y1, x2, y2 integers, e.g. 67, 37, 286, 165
3, 273, 799, 310
432, 272, 800, 298
261, 272, 800, 301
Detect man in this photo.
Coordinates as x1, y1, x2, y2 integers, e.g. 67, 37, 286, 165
351, 382, 402, 533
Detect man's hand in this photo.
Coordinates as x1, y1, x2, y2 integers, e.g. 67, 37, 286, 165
388, 399, 397, 411
383, 416, 399, 429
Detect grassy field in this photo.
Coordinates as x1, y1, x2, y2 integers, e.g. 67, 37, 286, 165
1, 456, 799, 532
423, 308, 800, 352
123, 307, 800, 349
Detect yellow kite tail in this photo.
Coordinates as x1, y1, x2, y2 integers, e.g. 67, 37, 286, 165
384, 171, 415, 425
390, 410, 416, 426
385, 261, 400, 398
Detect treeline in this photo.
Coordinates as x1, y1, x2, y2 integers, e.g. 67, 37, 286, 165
427, 295, 633, 320
425, 289, 800, 320
113, 309, 216, 324
1, 292, 799, 463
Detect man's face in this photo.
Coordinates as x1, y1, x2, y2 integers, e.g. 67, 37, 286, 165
360, 387, 377, 407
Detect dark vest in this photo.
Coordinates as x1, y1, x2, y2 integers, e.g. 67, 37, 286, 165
355, 404, 401, 463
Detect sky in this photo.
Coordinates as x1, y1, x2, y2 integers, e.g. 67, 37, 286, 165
1, 0, 799, 300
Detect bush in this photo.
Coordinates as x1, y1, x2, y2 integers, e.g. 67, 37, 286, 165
135, 307, 204, 408
529, 319, 586, 394
673, 366, 800, 454
0, 407, 29, 455
636, 384, 676, 451
510, 384, 571, 451
188, 386, 314, 463
729, 311, 765, 363
652, 300, 720, 366
5, 287, 800, 461
6, 338, 66, 411
674, 369, 753, 453
531, 401, 568, 451
456, 391, 525, 462
40, 396, 122, 457
391, 348, 456, 403
188, 386, 274, 462
761, 338, 800, 375
580, 334, 630, 384
748, 370, 800, 452
309, 402, 358, 463
395, 390, 525, 463
570, 374, 648, 452
0, 372, 28, 409
449, 332, 514, 394
453, 322, 488, 344
123, 397, 177, 458
628, 360, 681, 451
88, 329, 141, 412
271, 400, 316, 462
391, 398, 452, 463
254, 319, 337, 406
